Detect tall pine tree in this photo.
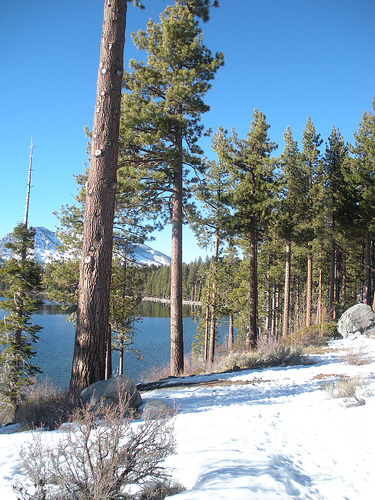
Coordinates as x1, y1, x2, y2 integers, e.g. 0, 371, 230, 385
301, 117, 323, 327
120, 1, 223, 375
350, 101, 375, 307
226, 110, 277, 348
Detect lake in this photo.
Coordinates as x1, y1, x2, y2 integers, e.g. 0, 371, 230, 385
0, 301, 230, 389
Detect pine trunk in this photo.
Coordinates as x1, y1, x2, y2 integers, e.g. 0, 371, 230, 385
329, 239, 335, 316
69, 0, 127, 399
317, 264, 323, 326
228, 314, 234, 350
204, 303, 209, 361
247, 228, 258, 349
170, 133, 184, 376
282, 240, 291, 338
365, 231, 372, 306
306, 247, 312, 328
105, 323, 112, 380
208, 232, 219, 364
119, 346, 124, 376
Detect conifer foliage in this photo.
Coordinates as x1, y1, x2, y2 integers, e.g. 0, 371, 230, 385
120, 1, 223, 376
0, 223, 43, 421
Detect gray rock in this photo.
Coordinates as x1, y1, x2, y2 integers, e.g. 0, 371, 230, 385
337, 304, 375, 339
80, 374, 142, 411
141, 399, 174, 420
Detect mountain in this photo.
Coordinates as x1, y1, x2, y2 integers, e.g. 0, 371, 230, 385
0, 226, 170, 267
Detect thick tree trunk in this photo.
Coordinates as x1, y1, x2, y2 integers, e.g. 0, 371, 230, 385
69, 0, 127, 399
282, 240, 291, 339
170, 134, 184, 376
247, 228, 258, 349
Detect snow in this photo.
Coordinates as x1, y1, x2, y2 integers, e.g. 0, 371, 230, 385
1, 337, 375, 499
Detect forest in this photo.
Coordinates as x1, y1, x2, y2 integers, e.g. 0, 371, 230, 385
1, 0, 375, 410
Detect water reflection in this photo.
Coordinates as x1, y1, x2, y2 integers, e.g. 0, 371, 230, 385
137, 301, 195, 318
36, 303, 77, 315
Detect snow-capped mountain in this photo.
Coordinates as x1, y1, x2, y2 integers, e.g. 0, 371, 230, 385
0, 226, 170, 267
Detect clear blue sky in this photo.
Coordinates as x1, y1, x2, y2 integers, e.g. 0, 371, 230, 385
1, 0, 374, 263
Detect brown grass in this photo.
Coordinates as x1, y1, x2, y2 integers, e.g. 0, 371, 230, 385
16, 377, 71, 430
139, 335, 310, 384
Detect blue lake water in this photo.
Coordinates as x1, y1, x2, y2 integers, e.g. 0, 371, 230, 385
0, 301, 230, 389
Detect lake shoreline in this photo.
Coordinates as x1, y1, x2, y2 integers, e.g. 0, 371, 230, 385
142, 297, 201, 306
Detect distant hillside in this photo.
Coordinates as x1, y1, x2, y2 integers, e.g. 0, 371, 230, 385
0, 226, 170, 267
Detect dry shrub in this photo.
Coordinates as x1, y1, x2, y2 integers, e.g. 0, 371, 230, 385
15, 395, 177, 500
322, 376, 366, 406
214, 338, 307, 373
343, 347, 372, 366
139, 363, 172, 384
285, 323, 337, 348
139, 336, 308, 384
17, 377, 70, 430
139, 353, 212, 383
138, 481, 185, 499
0, 400, 13, 427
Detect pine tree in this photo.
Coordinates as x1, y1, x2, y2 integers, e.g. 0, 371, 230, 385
277, 127, 305, 337
350, 101, 375, 307
191, 132, 233, 361
120, 1, 223, 375
110, 242, 143, 376
0, 223, 43, 421
70, 0, 131, 399
226, 110, 278, 348
323, 126, 353, 318
301, 117, 323, 327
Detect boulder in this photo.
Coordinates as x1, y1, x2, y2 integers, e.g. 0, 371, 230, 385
141, 399, 174, 420
80, 374, 142, 411
337, 304, 375, 339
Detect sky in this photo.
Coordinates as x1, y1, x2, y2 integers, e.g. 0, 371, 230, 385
1, 335, 375, 498
1, 0, 374, 263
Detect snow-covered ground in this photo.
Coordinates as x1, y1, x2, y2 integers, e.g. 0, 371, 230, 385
1, 336, 375, 499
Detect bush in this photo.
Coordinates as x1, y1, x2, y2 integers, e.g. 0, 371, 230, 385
343, 347, 372, 366
14, 395, 176, 500
285, 323, 338, 348
322, 376, 366, 406
214, 337, 307, 373
139, 336, 309, 384
17, 377, 70, 430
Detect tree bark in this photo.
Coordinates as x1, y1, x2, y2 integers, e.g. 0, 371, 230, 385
282, 240, 291, 339
228, 314, 234, 350
365, 231, 372, 306
170, 133, 184, 376
69, 0, 127, 400
247, 228, 258, 349
208, 231, 219, 364
329, 239, 335, 316
105, 323, 112, 380
204, 303, 209, 361
306, 247, 312, 328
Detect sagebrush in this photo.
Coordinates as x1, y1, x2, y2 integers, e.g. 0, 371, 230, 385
322, 375, 367, 406
15, 395, 176, 500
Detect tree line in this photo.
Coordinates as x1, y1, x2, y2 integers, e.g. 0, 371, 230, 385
1, 0, 374, 412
